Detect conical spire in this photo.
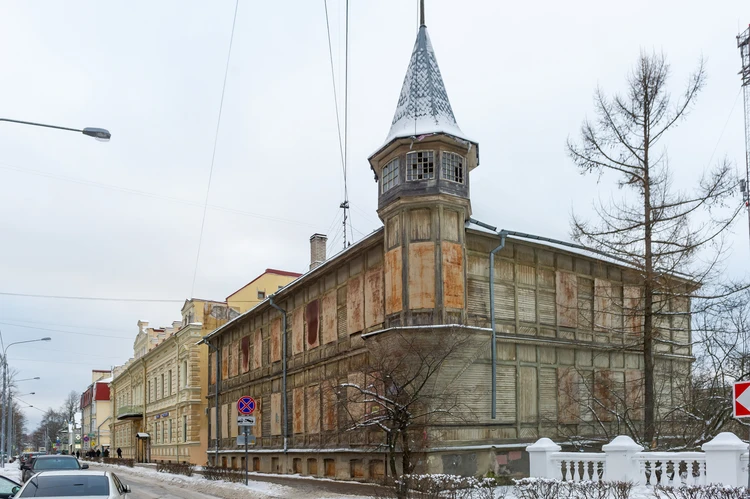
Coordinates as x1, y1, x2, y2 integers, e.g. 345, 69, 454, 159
382, 25, 469, 146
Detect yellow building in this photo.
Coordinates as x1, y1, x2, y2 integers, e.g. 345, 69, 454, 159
109, 269, 300, 464
80, 370, 112, 453
226, 268, 302, 314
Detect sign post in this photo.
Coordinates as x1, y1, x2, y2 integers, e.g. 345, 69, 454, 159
237, 396, 256, 486
732, 381, 750, 488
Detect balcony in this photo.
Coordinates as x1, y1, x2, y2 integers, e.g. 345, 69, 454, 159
116, 405, 143, 420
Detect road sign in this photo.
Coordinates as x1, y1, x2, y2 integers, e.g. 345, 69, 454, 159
236, 434, 256, 446
237, 416, 256, 426
237, 396, 256, 415
83, 436, 89, 442
734, 381, 750, 417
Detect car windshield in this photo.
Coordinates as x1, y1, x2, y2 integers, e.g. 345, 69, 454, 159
33, 458, 80, 470
19, 475, 109, 497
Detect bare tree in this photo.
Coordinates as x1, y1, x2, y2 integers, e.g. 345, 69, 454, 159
336, 328, 473, 486
567, 51, 745, 446
60, 391, 79, 424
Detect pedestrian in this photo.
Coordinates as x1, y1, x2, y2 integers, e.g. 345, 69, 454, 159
103, 448, 109, 458
95, 449, 101, 458
116, 447, 122, 459
75, 450, 80, 459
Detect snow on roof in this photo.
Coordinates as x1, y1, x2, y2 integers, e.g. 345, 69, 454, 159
382, 25, 473, 148
97, 377, 113, 384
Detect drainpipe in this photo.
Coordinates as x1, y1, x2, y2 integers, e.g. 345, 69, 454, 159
204, 338, 220, 466
268, 295, 288, 454
97, 416, 111, 452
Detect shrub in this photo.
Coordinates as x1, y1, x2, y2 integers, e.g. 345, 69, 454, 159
156, 462, 195, 477
202, 465, 244, 483
654, 484, 748, 499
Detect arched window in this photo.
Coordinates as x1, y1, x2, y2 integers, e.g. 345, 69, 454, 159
406, 151, 435, 180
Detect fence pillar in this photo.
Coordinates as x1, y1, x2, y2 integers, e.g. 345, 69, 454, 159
702, 432, 747, 486
526, 438, 561, 479
601, 435, 643, 483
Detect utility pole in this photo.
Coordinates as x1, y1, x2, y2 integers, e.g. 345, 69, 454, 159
737, 26, 750, 247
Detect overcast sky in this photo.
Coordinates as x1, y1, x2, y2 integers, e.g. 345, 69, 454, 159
0, 1, 748, 432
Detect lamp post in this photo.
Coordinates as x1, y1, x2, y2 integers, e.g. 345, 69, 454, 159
1, 338, 51, 467
0, 118, 111, 141
9, 392, 34, 458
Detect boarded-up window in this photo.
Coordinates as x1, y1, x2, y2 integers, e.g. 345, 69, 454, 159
386, 215, 400, 249
253, 329, 262, 370
409, 208, 431, 241
306, 300, 320, 348
625, 369, 644, 420
496, 365, 516, 423
292, 308, 304, 355
221, 345, 229, 380
556, 271, 577, 327
539, 368, 557, 422
408, 242, 436, 309
306, 385, 321, 434
271, 392, 282, 436
347, 372, 365, 422
293, 387, 304, 434
321, 292, 337, 344
593, 370, 614, 422
241, 336, 250, 373
442, 210, 459, 242
558, 368, 579, 424
442, 242, 464, 309
322, 383, 337, 431
210, 351, 217, 384
594, 279, 614, 332
364, 268, 385, 328
624, 286, 643, 335
252, 398, 262, 438
271, 318, 282, 363
384, 248, 403, 315
518, 288, 537, 323
230, 340, 239, 378
347, 275, 365, 334
519, 366, 538, 423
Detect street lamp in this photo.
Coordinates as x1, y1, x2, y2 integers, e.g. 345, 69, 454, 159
0, 118, 111, 141
1, 337, 51, 467
9, 392, 34, 458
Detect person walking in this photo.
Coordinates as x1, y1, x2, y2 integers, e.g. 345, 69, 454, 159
116, 447, 122, 459
103, 448, 109, 458
75, 450, 80, 459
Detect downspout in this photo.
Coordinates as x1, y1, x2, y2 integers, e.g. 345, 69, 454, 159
489, 230, 507, 420
204, 337, 220, 466
268, 295, 288, 454
97, 416, 111, 452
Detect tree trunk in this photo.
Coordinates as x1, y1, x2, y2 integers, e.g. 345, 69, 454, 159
642, 90, 656, 447
400, 428, 412, 475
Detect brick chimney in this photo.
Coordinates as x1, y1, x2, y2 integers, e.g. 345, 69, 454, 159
310, 233, 327, 270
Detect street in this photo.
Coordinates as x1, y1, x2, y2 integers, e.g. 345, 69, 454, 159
88, 463, 377, 499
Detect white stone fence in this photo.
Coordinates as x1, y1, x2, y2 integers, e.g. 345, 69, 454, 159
527, 433, 749, 487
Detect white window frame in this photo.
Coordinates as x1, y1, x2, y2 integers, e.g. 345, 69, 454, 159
441, 151, 465, 184
406, 151, 435, 181
381, 157, 400, 193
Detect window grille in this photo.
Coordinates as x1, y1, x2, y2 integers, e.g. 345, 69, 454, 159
441, 152, 464, 184
381, 158, 400, 193
406, 151, 435, 180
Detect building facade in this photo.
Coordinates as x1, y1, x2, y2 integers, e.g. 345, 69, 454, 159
80, 370, 112, 453
200, 16, 692, 481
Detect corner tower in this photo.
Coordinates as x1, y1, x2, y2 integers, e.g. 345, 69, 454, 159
369, 11, 479, 326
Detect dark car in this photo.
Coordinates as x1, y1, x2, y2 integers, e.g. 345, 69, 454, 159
21, 455, 87, 482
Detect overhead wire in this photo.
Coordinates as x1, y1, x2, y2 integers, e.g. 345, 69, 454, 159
190, 0, 240, 298
0, 322, 133, 340
0, 292, 182, 304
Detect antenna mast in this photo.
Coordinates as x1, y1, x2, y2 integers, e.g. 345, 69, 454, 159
340, 0, 352, 250
738, 25, 750, 246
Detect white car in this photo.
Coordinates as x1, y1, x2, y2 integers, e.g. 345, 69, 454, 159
12, 470, 131, 498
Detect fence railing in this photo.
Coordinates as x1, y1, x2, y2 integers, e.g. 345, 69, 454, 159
527, 433, 748, 487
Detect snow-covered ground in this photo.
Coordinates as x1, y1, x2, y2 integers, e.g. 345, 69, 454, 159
0, 463, 22, 484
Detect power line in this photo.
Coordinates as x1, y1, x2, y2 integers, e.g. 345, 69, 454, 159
0, 162, 318, 229
0, 317, 131, 334
191, 0, 240, 298
0, 292, 182, 304
0, 322, 133, 340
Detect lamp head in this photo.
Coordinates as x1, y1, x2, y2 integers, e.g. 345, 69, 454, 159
82, 127, 111, 141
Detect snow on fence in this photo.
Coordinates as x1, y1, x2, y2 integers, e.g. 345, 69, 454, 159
527, 432, 748, 487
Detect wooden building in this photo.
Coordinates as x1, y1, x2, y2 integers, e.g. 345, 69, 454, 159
200, 17, 692, 480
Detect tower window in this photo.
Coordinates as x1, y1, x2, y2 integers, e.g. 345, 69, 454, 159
406, 151, 435, 181
381, 158, 400, 193
441, 152, 464, 184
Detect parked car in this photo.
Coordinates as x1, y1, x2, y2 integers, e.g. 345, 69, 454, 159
18, 452, 45, 469
21, 455, 87, 483
14, 471, 130, 498
0, 475, 20, 498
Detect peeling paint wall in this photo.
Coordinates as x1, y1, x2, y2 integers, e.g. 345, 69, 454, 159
364, 267, 384, 328
306, 300, 320, 348
321, 291, 337, 344
271, 318, 281, 363
346, 274, 364, 334
292, 308, 304, 355
442, 241, 464, 309
408, 242, 435, 309
384, 248, 403, 315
